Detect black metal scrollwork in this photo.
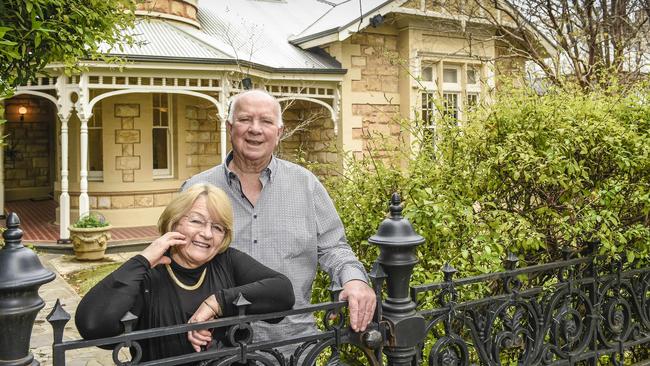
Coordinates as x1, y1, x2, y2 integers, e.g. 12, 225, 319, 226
413, 247, 650, 365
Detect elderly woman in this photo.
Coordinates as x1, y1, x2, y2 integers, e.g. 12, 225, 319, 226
75, 184, 295, 361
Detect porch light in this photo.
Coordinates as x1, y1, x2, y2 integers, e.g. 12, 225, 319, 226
18, 106, 27, 122
241, 77, 253, 90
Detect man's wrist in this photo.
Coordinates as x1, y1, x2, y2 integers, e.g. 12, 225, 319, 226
340, 267, 370, 287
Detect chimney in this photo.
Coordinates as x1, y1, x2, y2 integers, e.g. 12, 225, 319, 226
135, 0, 200, 28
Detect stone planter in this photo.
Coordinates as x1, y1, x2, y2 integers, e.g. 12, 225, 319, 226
69, 226, 112, 261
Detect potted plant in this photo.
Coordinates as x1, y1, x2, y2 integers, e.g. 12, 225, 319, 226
69, 212, 112, 261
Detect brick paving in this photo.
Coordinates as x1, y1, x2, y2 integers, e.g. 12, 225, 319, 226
32, 252, 137, 365
4, 199, 158, 243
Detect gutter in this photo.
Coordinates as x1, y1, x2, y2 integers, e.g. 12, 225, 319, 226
105, 54, 348, 75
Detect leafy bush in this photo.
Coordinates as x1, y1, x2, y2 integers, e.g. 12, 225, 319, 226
324, 82, 650, 291
73, 212, 110, 228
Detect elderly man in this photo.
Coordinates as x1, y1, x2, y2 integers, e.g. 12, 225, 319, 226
181, 89, 376, 345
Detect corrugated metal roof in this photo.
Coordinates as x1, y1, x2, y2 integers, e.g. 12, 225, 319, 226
291, 0, 393, 43
103, 0, 403, 71
191, 0, 347, 70
104, 19, 230, 59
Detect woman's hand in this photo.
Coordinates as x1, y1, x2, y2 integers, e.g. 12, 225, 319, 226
140, 232, 186, 268
187, 295, 222, 352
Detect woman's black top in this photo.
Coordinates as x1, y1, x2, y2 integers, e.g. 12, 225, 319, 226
75, 248, 295, 363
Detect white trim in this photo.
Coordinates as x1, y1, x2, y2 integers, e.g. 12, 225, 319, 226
291, 0, 408, 48
88, 95, 104, 180
277, 96, 338, 136
48, 62, 347, 82
442, 66, 462, 92
56, 74, 72, 240
292, 33, 339, 50
12, 90, 58, 106
77, 75, 91, 217
88, 171, 104, 181
442, 92, 460, 120
88, 89, 223, 117
152, 93, 174, 179
219, 76, 230, 164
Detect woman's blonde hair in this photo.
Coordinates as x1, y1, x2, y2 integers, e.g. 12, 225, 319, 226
157, 184, 234, 252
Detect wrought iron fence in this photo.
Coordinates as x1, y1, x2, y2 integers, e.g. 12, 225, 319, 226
1, 194, 649, 366
412, 248, 650, 365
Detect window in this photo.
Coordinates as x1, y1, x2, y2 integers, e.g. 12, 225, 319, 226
88, 98, 103, 180
467, 93, 479, 110
443, 93, 459, 120
153, 93, 172, 178
443, 68, 458, 83
421, 91, 436, 126
418, 61, 483, 138
467, 68, 478, 84
421, 66, 434, 82
421, 91, 436, 142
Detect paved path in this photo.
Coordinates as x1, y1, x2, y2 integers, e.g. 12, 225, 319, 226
32, 252, 136, 366
3, 199, 158, 243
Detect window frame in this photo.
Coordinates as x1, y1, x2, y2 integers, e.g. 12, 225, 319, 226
442, 92, 460, 120
466, 92, 480, 111
88, 96, 104, 181
420, 91, 437, 144
152, 93, 174, 179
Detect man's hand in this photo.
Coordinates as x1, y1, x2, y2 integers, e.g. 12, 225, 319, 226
339, 280, 376, 332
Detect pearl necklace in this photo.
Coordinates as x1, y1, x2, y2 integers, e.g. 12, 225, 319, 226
165, 264, 207, 291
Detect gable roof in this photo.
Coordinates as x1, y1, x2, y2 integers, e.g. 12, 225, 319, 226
289, 0, 404, 48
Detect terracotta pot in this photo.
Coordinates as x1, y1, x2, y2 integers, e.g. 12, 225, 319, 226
69, 226, 112, 261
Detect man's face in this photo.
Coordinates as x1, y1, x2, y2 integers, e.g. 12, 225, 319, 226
229, 93, 283, 165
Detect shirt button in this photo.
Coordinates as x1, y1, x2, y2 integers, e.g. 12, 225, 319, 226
253, 239, 258, 244
253, 214, 257, 219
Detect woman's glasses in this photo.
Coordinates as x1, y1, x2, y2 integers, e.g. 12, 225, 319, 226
183, 214, 226, 235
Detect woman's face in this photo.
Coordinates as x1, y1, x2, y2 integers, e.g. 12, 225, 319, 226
172, 195, 226, 268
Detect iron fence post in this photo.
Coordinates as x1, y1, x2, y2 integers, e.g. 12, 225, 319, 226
0, 213, 56, 365
368, 193, 425, 366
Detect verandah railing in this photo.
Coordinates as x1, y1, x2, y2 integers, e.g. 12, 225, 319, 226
1, 194, 649, 365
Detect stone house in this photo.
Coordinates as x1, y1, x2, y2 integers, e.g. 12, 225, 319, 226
2, 0, 551, 241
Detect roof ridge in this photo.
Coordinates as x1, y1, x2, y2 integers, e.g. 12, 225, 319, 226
293, 0, 353, 40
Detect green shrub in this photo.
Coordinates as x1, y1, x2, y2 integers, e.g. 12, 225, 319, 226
325, 82, 650, 290
73, 212, 110, 228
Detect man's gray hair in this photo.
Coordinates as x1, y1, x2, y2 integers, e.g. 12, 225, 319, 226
227, 89, 284, 127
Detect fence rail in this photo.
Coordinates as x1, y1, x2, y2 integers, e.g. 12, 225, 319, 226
412, 246, 650, 366
1, 194, 649, 366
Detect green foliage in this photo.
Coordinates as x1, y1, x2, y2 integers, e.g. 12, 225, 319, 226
325, 82, 650, 288
73, 212, 109, 228
0, 0, 136, 96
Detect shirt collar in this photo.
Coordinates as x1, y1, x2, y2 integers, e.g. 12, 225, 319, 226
223, 151, 276, 185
